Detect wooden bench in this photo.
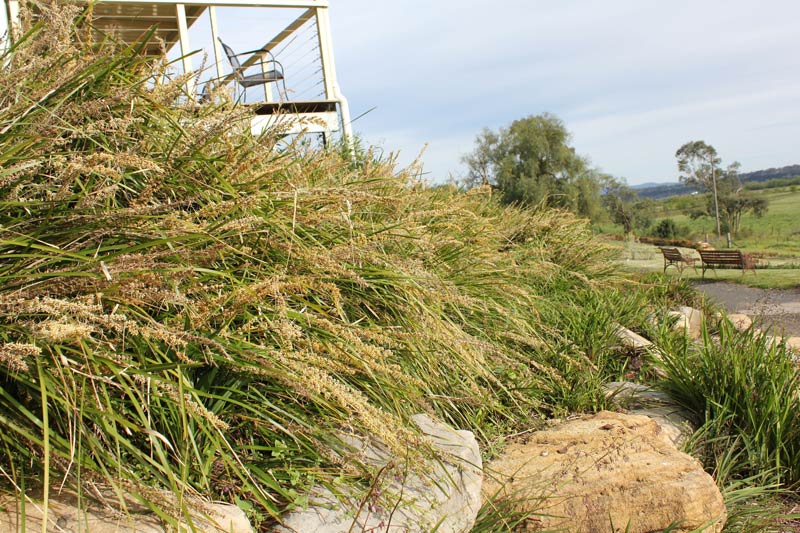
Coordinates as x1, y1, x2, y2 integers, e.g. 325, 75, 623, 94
659, 247, 697, 274
698, 249, 756, 279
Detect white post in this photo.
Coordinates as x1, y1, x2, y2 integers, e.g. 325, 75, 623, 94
5, 0, 20, 42
314, 6, 353, 143
175, 3, 196, 97
1, 0, 20, 68
0, 2, 9, 56
208, 6, 224, 80
315, 6, 335, 100
260, 57, 274, 102
337, 88, 354, 143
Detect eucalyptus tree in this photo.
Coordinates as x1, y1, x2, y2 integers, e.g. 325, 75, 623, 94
675, 141, 722, 237
675, 142, 768, 237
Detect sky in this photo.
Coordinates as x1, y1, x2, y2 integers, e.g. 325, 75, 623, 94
165, 0, 800, 186
322, 0, 800, 185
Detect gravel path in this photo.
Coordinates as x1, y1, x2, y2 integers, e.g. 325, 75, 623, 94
693, 282, 800, 336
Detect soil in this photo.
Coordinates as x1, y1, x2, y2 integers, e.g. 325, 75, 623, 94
693, 281, 800, 336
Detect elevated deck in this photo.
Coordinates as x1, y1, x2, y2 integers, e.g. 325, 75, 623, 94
250, 100, 339, 135
2, 0, 351, 139
89, 1, 207, 57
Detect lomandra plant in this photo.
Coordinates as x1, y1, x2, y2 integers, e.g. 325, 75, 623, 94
658, 319, 800, 486
0, 1, 626, 527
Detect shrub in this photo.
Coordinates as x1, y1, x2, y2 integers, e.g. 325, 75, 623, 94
653, 218, 679, 239
657, 320, 800, 486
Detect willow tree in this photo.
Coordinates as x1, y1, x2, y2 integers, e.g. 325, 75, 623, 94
461, 113, 605, 219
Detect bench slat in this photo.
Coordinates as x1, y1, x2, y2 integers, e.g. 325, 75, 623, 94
659, 247, 696, 275
698, 249, 754, 278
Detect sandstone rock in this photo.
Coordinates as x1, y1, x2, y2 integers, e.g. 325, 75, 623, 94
483, 411, 725, 533
761, 335, 800, 360
786, 337, 800, 354
603, 381, 673, 407
628, 405, 695, 448
0, 489, 252, 533
273, 413, 482, 533
670, 306, 704, 339
726, 313, 753, 331
614, 325, 652, 351
603, 382, 694, 447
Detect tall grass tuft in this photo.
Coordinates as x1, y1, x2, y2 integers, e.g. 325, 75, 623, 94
658, 319, 800, 488
0, 2, 637, 526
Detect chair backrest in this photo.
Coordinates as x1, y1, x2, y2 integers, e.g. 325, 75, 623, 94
698, 249, 744, 264
217, 38, 241, 72
659, 247, 683, 261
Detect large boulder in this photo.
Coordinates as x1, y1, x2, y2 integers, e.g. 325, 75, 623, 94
604, 381, 695, 447
0, 489, 252, 533
272, 413, 482, 533
483, 411, 726, 533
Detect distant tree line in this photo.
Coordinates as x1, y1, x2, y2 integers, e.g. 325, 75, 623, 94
635, 164, 800, 199
460, 116, 771, 238
743, 176, 800, 191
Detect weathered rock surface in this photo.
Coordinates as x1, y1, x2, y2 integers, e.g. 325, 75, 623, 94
603, 381, 672, 406
761, 335, 800, 360
272, 413, 482, 533
726, 313, 753, 332
603, 382, 695, 447
613, 325, 652, 352
483, 411, 726, 533
670, 306, 704, 339
787, 337, 800, 354
0, 489, 252, 533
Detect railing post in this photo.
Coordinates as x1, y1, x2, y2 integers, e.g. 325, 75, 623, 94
4, 0, 20, 42
314, 6, 353, 144
175, 3, 196, 97
315, 6, 335, 100
260, 57, 274, 102
208, 6, 224, 80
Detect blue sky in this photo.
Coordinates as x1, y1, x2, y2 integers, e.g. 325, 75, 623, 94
325, 1, 800, 185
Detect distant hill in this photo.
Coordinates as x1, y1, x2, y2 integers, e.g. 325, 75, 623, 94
633, 164, 800, 199
631, 182, 668, 190
633, 182, 699, 200
739, 164, 800, 184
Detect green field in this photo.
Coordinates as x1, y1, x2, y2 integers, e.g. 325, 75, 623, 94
658, 187, 800, 256
597, 186, 800, 259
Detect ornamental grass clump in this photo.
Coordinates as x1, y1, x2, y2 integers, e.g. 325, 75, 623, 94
0, 2, 629, 526
658, 319, 800, 487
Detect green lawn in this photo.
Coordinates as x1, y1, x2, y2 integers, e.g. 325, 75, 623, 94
609, 239, 800, 289
679, 268, 800, 289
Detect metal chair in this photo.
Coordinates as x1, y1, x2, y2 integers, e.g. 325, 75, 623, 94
218, 37, 286, 102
